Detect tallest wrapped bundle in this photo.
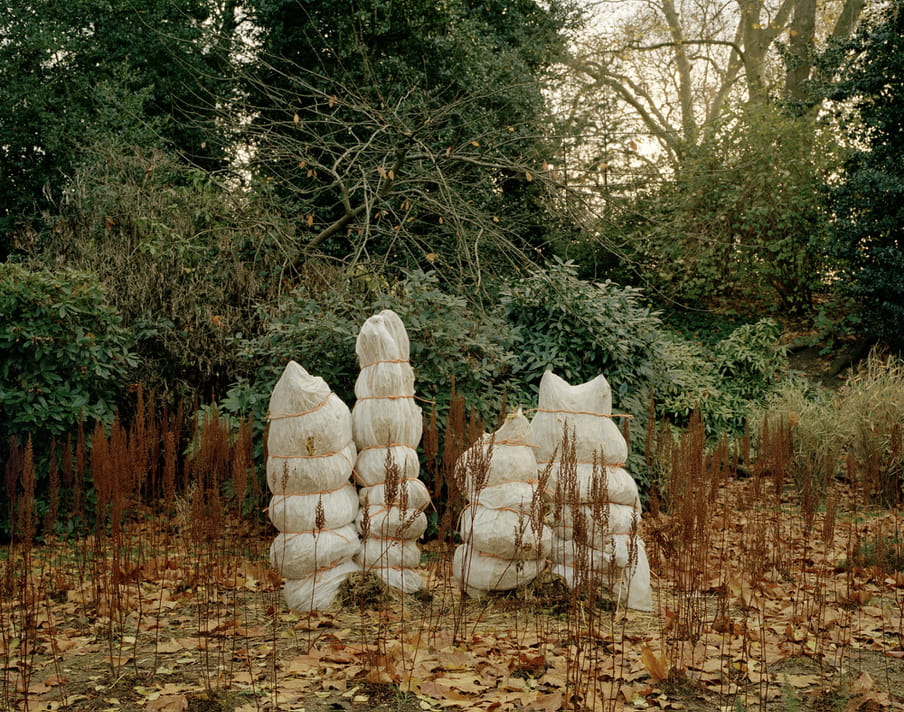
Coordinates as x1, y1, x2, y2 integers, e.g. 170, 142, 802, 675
352, 310, 430, 593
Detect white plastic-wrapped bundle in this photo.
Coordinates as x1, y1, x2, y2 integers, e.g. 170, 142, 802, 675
267, 361, 361, 611
267, 443, 356, 494
359, 537, 422, 569
462, 438, 539, 493
459, 505, 552, 560
357, 505, 428, 539
359, 478, 431, 511
530, 370, 652, 612
453, 411, 551, 595
268, 364, 354, 457
283, 559, 362, 613
550, 501, 640, 543
532, 371, 628, 467
352, 399, 422, 447
472, 481, 538, 509
549, 535, 653, 612
453, 545, 546, 598
267, 484, 360, 532
351, 311, 429, 593
354, 445, 420, 487
543, 464, 642, 508
270, 524, 361, 579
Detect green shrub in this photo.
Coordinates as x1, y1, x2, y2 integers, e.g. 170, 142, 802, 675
499, 259, 664, 415
225, 269, 516, 427
836, 352, 904, 505
31, 144, 291, 398
224, 261, 792, 500
715, 319, 787, 401
706, 319, 789, 433
497, 260, 778, 433
754, 376, 838, 491
0, 263, 137, 446
651, 330, 726, 427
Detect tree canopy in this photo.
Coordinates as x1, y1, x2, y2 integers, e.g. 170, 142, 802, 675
238, 0, 581, 283
825, 0, 904, 348
0, 0, 233, 254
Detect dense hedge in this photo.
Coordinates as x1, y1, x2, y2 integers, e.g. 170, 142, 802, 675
0, 263, 136, 449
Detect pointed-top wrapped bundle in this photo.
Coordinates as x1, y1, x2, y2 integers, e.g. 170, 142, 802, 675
266, 361, 360, 612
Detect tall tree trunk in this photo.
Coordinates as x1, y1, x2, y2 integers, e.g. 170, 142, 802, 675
785, 0, 816, 104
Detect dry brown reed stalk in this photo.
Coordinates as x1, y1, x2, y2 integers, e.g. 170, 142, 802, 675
185, 405, 257, 694
452, 430, 493, 643
424, 388, 484, 644
0, 391, 268, 707
43, 441, 60, 538
74, 422, 87, 538
549, 426, 599, 712
232, 418, 253, 518
357, 451, 432, 690
647, 411, 741, 694
6, 438, 40, 711
431, 388, 484, 547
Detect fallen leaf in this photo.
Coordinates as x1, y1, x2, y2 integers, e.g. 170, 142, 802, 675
530, 690, 564, 712
156, 639, 185, 654
782, 674, 820, 688
641, 646, 668, 683
147, 695, 188, 712
417, 680, 473, 707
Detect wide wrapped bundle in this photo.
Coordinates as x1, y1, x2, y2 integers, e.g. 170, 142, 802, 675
452, 411, 551, 595
351, 311, 430, 592
543, 464, 640, 508
453, 545, 545, 598
461, 437, 540, 493
267, 443, 356, 494
471, 481, 538, 510
352, 399, 422, 448
530, 370, 652, 612
270, 524, 361, 580
266, 361, 361, 612
359, 537, 422, 570
268, 363, 354, 457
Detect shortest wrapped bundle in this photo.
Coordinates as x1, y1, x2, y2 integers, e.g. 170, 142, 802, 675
453, 545, 546, 598
452, 410, 551, 597
284, 560, 362, 613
